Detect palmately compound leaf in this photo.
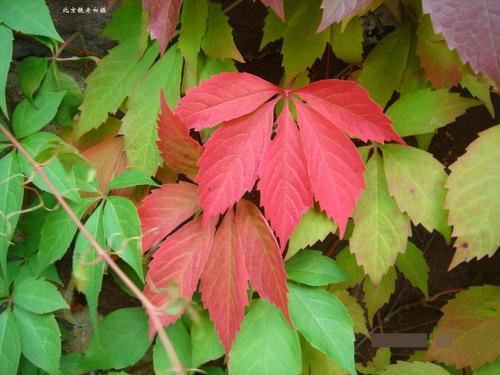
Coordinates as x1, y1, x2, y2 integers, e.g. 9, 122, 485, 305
445, 125, 500, 268
380, 361, 450, 375
143, 0, 182, 55
0, 311, 21, 375
286, 250, 348, 287
350, 153, 410, 285
426, 285, 500, 369
395, 242, 430, 297
228, 300, 301, 375
153, 320, 192, 375
363, 267, 397, 324
382, 144, 450, 239
0, 24, 13, 117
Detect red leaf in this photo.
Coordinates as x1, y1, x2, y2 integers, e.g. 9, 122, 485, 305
142, 0, 182, 55
318, 0, 372, 32
293, 99, 365, 236
196, 101, 276, 223
144, 216, 215, 335
157, 92, 203, 180
235, 200, 289, 321
200, 209, 249, 352
258, 104, 312, 248
260, 0, 285, 20
176, 72, 281, 130
294, 80, 404, 144
423, 0, 500, 88
138, 182, 200, 251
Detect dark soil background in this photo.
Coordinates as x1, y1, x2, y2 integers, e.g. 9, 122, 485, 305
6, 0, 500, 369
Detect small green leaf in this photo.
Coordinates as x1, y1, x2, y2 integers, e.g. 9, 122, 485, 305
18, 57, 48, 102
12, 91, 65, 139
0, 311, 22, 375
395, 242, 429, 297
288, 283, 355, 375
229, 299, 301, 375
260, 9, 285, 49
387, 88, 481, 137
179, 0, 208, 72
14, 307, 61, 375
82, 307, 151, 370
461, 73, 495, 117
363, 267, 397, 324
380, 361, 450, 374
330, 247, 365, 291
153, 320, 192, 375
106, 169, 158, 192
13, 277, 68, 314
0, 25, 13, 118
286, 250, 348, 286
301, 335, 348, 375
103, 196, 143, 281
331, 17, 363, 64
191, 310, 224, 368
400, 34, 430, 96
198, 56, 237, 83
333, 290, 369, 337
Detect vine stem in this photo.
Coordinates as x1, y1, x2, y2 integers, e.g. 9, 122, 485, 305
0, 124, 184, 375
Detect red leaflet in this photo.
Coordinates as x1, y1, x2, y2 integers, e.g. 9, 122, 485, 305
142, 0, 182, 55
294, 99, 365, 236
258, 104, 312, 248
235, 200, 289, 321
200, 210, 249, 352
318, 0, 372, 32
196, 101, 276, 223
138, 182, 200, 251
176, 72, 281, 130
156, 92, 202, 180
144, 216, 215, 335
260, 0, 285, 20
294, 80, 405, 144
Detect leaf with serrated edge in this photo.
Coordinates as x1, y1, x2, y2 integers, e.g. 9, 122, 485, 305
191, 310, 224, 368
0, 311, 21, 375
380, 361, 449, 375
363, 267, 396, 324
318, 0, 372, 32
261, 0, 285, 20
143, 0, 182, 55
333, 290, 369, 337
286, 250, 348, 287
13, 277, 68, 314
396, 242, 429, 297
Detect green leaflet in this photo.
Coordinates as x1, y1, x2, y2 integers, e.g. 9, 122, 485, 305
382, 144, 450, 240
350, 153, 410, 285
461, 73, 495, 117
106, 169, 158, 192
445, 126, 500, 267
0, 24, 13, 117
122, 46, 183, 175
179, 0, 209, 72
153, 320, 192, 375
380, 361, 449, 375
260, 8, 285, 49
0, 311, 21, 375
395, 242, 429, 297
82, 308, 151, 371
12, 91, 66, 139
330, 17, 363, 64
359, 25, 411, 106
191, 310, 224, 368
102, 0, 148, 43
229, 299, 301, 375
0, 152, 24, 277
287, 207, 336, 260
363, 267, 396, 324
286, 250, 348, 286
330, 247, 365, 291
288, 283, 355, 375
103, 196, 144, 281
14, 307, 61, 375
399, 33, 430, 96
357, 347, 391, 374
0, 0, 62, 41
17, 57, 48, 102
73, 205, 106, 327
333, 290, 369, 337
387, 88, 481, 137
198, 55, 237, 83
12, 277, 68, 314
301, 335, 348, 375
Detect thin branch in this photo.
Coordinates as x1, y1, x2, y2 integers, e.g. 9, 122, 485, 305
0, 124, 184, 375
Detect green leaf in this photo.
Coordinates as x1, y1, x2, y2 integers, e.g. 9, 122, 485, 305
191, 310, 224, 368
287, 207, 336, 260
331, 17, 363, 64
0, 311, 21, 375
60, 353, 83, 375
445, 125, 500, 267
198, 56, 237, 83
103, 196, 143, 281
382, 144, 450, 239
179, 0, 208, 72
37, 198, 95, 274
102, 0, 148, 43
286, 250, 348, 286
461, 73, 495, 118
153, 320, 192, 375
0, 0, 62, 41
395, 242, 429, 297
14, 307, 61, 375
260, 9, 285, 49
350, 153, 410, 284
363, 267, 396, 324
202, 3, 243, 63
82, 307, 151, 370
229, 299, 301, 375
400, 34, 431, 96
330, 247, 365, 291
301, 335, 348, 375
13, 277, 68, 314
12, 91, 65, 139
380, 361, 449, 375
357, 347, 391, 374
387, 88, 481, 137
18, 57, 48, 102
122, 46, 183, 175
73, 205, 106, 327
0, 152, 24, 276
106, 169, 158, 191
288, 283, 355, 374
0, 25, 13, 118
473, 357, 500, 375
333, 290, 369, 337
359, 25, 411, 106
